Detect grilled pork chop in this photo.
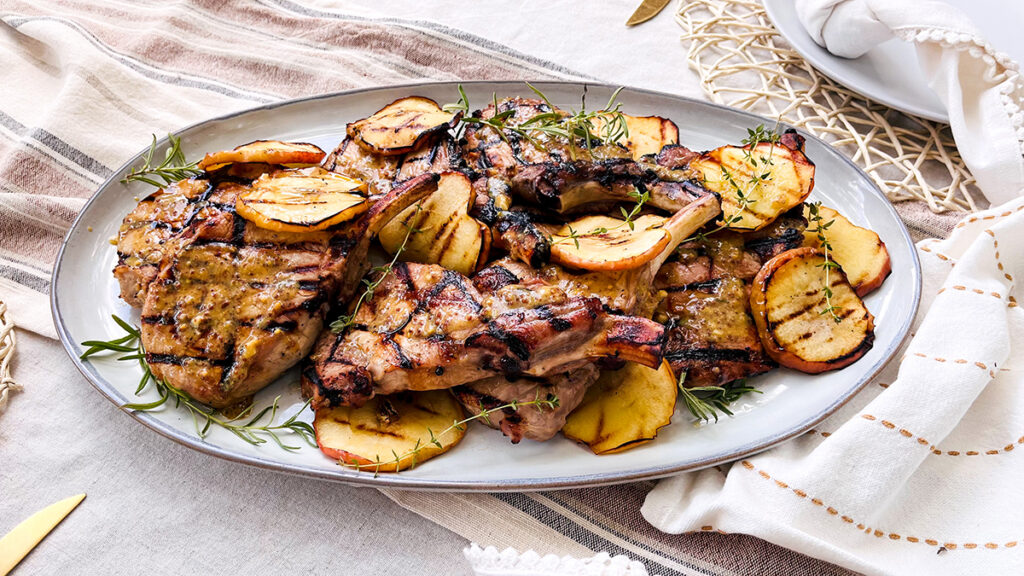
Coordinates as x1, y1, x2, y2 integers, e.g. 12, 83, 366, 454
462, 97, 714, 215
302, 261, 666, 409
657, 209, 807, 387
115, 178, 212, 307
115, 163, 285, 307
448, 193, 718, 440
451, 363, 600, 443
119, 170, 439, 408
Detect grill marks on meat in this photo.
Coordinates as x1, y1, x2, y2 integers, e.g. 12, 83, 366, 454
470, 177, 553, 268
324, 135, 460, 198
323, 138, 399, 197
452, 363, 600, 443
114, 164, 294, 308
462, 97, 715, 215
659, 275, 774, 387
657, 209, 807, 387
461, 97, 565, 175
394, 133, 461, 184
490, 257, 649, 321
121, 170, 439, 408
141, 180, 337, 406
510, 160, 712, 215
304, 262, 665, 409
115, 178, 212, 307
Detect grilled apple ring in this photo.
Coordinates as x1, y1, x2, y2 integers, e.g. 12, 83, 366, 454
236, 167, 368, 233
198, 140, 325, 171
750, 247, 874, 373
314, 391, 466, 473
347, 96, 460, 156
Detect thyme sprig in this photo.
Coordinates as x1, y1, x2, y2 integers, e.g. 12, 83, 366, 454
684, 124, 781, 243
343, 393, 560, 476
444, 83, 630, 161
121, 134, 203, 188
553, 186, 651, 249
330, 204, 423, 334
677, 371, 761, 423
806, 201, 843, 323
80, 316, 316, 450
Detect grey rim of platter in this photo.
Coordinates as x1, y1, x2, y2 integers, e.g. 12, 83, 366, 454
52, 81, 922, 491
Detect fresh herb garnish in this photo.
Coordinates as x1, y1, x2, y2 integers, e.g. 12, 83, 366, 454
444, 83, 630, 161
806, 201, 843, 323
330, 204, 423, 333
677, 371, 761, 423
553, 185, 651, 249
684, 124, 781, 243
445, 83, 643, 248
344, 392, 560, 476
80, 316, 316, 450
121, 134, 203, 188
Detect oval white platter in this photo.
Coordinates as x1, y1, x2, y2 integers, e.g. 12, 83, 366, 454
52, 81, 920, 491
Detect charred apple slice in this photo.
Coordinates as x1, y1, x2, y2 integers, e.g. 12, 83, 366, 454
235, 167, 369, 233
347, 97, 460, 156
139, 174, 440, 409
378, 172, 491, 275
302, 262, 666, 409
197, 140, 325, 171
494, 194, 721, 317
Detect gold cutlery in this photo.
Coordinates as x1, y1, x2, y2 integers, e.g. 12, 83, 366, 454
0, 494, 85, 575
626, 0, 671, 26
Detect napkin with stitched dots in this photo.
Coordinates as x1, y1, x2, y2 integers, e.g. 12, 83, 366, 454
643, 194, 1024, 575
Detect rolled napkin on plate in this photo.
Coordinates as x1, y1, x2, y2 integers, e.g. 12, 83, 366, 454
795, 0, 1024, 205
642, 195, 1024, 575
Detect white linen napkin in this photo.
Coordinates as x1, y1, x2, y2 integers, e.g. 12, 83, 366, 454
642, 194, 1024, 575
464, 544, 650, 576
794, 0, 1024, 205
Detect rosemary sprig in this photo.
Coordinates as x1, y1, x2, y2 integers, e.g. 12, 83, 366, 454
330, 204, 423, 334
121, 134, 203, 188
677, 371, 761, 423
80, 315, 316, 450
444, 83, 630, 161
684, 124, 781, 243
806, 201, 843, 323
343, 393, 560, 476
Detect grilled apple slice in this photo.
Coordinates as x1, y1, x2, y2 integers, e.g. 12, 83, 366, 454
750, 247, 875, 373
802, 204, 892, 296
378, 171, 490, 275
548, 214, 671, 272
562, 360, 677, 454
236, 167, 368, 233
197, 140, 325, 171
314, 391, 466, 473
347, 96, 460, 156
548, 195, 720, 273
593, 114, 680, 160
692, 131, 815, 231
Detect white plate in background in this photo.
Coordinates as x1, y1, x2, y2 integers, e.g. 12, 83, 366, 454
764, 0, 1024, 123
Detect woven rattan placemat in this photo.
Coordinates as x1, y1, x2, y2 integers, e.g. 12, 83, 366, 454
0, 300, 19, 414
679, 0, 983, 224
